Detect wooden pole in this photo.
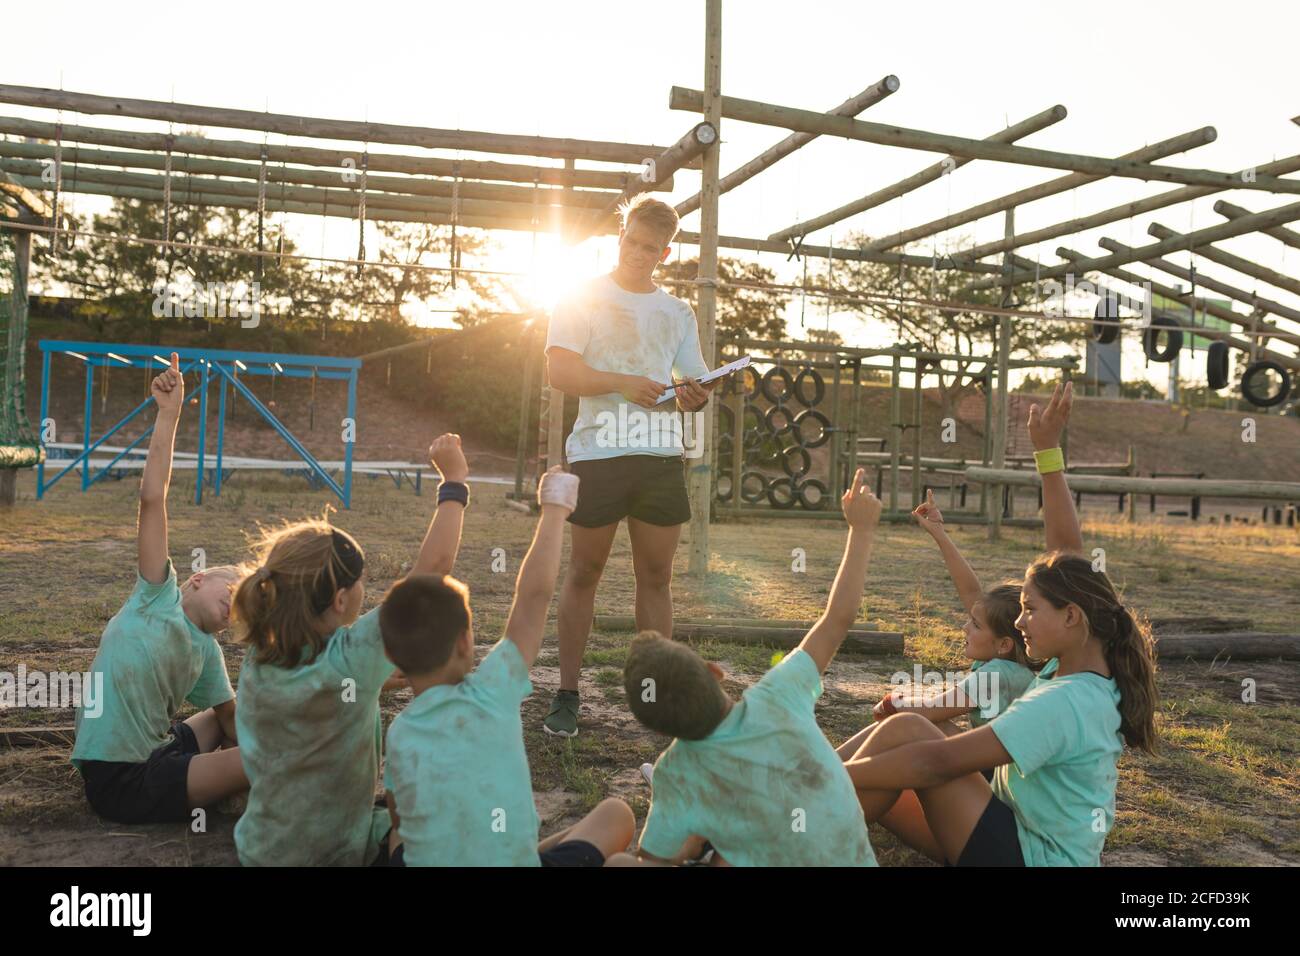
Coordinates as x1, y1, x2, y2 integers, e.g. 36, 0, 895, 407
0, 84, 700, 167
1214, 200, 1300, 252
859, 126, 1216, 252
0, 139, 621, 209
965, 199, 1300, 292
688, 0, 722, 580
677, 229, 1004, 273
959, 153, 1300, 263
911, 356, 924, 509
1097, 236, 1300, 325
989, 208, 1015, 541
1, 230, 32, 508
677, 75, 900, 218
966, 466, 1300, 502
0, 114, 665, 191
1146, 221, 1300, 299
889, 354, 901, 512
668, 87, 1300, 194
773, 105, 1071, 242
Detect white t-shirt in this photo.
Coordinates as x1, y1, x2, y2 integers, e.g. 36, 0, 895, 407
545, 275, 709, 463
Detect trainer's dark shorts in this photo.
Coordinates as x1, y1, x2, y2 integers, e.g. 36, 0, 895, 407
568, 454, 690, 528
79, 720, 200, 824
388, 839, 605, 867
954, 793, 1024, 867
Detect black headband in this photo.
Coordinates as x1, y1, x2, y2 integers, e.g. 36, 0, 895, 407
311, 529, 365, 614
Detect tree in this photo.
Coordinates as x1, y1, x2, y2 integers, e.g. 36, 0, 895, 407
832, 231, 1084, 423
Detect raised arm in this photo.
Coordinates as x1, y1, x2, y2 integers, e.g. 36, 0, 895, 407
799, 469, 882, 674
503, 467, 580, 667
138, 352, 183, 585
409, 434, 469, 577
912, 490, 983, 612
546, 347, 666, 409
1028, 380, 1084, 554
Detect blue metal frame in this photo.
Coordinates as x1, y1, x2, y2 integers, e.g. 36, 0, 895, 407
37, 340, 361, 507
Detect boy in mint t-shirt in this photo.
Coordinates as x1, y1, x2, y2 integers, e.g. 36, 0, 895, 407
379, 468, 634, 867
611, 469, 883, 867
72, 353, 247, 824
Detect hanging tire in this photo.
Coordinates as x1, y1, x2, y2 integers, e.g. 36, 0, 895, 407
715, 471, 734, 502
781, 445, 811, 479
742, 404, 766, 447
1143, 315, 1183, 362
761, 366, 795, 404
716, 404, 735, 439
766, 477, 798, 509
740, 366, 761, 399
1093, 294, 1121, 344
765, 404, 796, 436
1240, 360, 1292, 408
756, 434, 784, 465
740, 471, 768, 504
797, 478, 830, 510
793, 408, 832, 448
1206, 341, 1230, 390
716, 434, 735, 470
793, 366, 825, 407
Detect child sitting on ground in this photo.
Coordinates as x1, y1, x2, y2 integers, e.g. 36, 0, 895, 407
72, 353, 247, 824
379, 467, 634, 867
611, 468, 883, 867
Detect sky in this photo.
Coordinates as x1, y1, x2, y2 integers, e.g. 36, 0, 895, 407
5, 0, 1299, 386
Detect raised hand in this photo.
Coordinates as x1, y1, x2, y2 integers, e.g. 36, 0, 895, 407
912, 488, 946, 536
150, 352, 184, 413
429, 433, 469, 483
537, 465, 580, 515
621, 374, 671, 408
1027, 379, 1074, 451
841, 467, 882, 531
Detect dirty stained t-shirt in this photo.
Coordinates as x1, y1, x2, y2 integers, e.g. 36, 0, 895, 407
639, 649, 877, 867
545, 274, 710, 463
234, 607, 394, 867
383, 639, 541, 867
72, 559, 234, 769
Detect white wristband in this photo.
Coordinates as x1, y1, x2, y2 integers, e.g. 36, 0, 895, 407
538, 471, 580, 511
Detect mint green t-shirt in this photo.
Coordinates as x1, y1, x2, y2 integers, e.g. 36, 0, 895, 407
545, 275, 709, 463
639, 649, 876, 867
955, 658, 1037, 728
990, 658, 1123, 866
234, 606, 394, 867
383, 639, 541, 867
72, 559, 234, 769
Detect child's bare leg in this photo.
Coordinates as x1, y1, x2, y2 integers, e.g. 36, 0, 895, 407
183, 708, 224, 752
935, 719, 962, 737
876, 790, 946, 863
848, 713, 942, 823
186, 748, 248, 808
544, 797, 635, 859
836, 720, 887, 760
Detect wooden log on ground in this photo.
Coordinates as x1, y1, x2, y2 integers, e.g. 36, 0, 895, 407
1156, 633, 1300, 661
592, 615, 904, 654
965, 467, 1300, 502
1149, 617, 1252, 634
0, 84, 700, 166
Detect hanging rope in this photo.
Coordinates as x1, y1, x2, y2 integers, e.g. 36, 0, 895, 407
50, 120, 63, 258
450, 160, 461, 290
356, 148, 369, 278
162, 134, 175, 253
256, 145, 268, 283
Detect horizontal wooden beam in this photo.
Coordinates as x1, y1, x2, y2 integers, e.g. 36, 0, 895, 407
1146, 220, 1300, 299
675, 230, 1005, 273
0, 84, 699, 167
772, 104, 1072, 242
1097, 236, 1300, 325
966, 466, 1300, 501
859, 126, 1217, 252
677, 75, 900, 218
669, 86, 1300, 194
0, 114, 667, 190
964, 199, 1300, 291
0, 139, 620, 209
1214, 200, 1300, 252
957, 153, 1300, 262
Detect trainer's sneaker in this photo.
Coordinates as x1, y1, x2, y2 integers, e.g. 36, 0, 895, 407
639, 763, 654, 787
543, 689, 581, 738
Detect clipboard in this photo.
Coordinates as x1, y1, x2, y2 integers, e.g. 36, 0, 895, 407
654, 355, 751, 405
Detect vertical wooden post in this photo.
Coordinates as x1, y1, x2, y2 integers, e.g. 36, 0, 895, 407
979, 369, 992, 518
688, 0, 722, 579
1, 231, 32, 507
911, 356, 923, 509
989, 208, 1015, 540
889, 352, 901, 513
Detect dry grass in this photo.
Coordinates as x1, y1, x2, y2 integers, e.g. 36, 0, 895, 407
1, 469, 1297, 865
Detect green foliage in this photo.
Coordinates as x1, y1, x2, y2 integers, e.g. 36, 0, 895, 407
656, 256, 792, 342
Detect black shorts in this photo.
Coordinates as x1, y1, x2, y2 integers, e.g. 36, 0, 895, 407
568, 455, 690, 528
79, 721, 200, 824
955, 793, 1024, 867
388, 839, 604, 867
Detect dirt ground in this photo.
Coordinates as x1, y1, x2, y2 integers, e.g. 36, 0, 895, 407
1, 469, 1297, 866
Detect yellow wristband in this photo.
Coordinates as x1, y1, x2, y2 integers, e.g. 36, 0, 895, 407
1034, 447, 1065, 474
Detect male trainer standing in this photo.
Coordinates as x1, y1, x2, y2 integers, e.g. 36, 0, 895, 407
542, 195, 720, 737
